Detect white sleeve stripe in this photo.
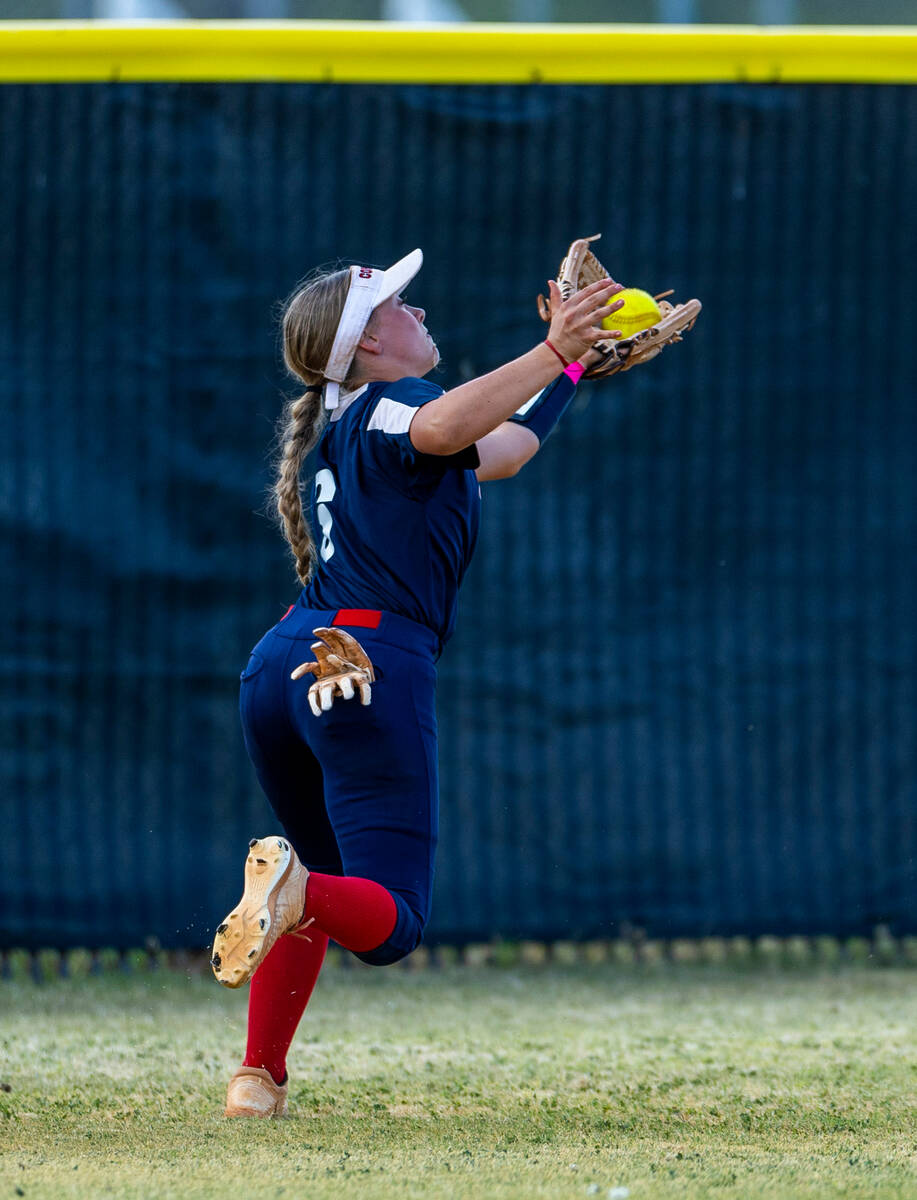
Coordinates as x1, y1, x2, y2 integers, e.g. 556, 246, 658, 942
515, 389, 544, 417
367, 397, 417, 435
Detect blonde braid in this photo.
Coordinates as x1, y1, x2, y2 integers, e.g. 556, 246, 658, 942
273, 267, 356, 585
274, 387, 326, 585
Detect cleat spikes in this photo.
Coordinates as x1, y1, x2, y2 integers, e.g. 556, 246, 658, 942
211, 835, 307, 989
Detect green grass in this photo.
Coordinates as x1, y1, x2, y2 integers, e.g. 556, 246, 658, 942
1, 962, 916, 1199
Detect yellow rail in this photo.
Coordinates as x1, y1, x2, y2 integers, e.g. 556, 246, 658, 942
1, 22, 916, 84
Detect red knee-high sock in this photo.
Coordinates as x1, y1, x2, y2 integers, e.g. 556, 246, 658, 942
243, 925, 329, 1087
243, 873, 397, 1084
304, 872, 398, 953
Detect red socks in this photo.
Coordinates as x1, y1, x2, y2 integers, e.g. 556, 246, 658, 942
242, 873, 398, 1086
243, 924, 328, 1086
303, 872, 398, 953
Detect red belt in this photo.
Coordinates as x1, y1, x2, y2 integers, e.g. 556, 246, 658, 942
332, 608, 382, 629
279, 605, 382, 629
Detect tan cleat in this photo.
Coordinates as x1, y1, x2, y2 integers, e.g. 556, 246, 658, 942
225, 1066, 288, 1118
210, 836, 312, 989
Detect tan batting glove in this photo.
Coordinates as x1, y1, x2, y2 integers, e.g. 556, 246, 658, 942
290, 627, 376, 717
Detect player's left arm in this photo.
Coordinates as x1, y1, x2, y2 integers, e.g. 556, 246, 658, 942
475, 360, 600, 481
475, 421, 539, 481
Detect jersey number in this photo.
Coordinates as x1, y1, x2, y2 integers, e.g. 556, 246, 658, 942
315, 468, 337, 562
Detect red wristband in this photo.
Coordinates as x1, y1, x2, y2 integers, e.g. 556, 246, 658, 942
543, 339, 569, 369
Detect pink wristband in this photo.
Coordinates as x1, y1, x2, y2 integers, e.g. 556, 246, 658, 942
563, 361, 585, 384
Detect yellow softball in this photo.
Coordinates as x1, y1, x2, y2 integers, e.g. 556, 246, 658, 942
601, 287, 662, 338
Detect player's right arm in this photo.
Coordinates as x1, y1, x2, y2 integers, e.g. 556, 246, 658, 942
409, 278, 623, 457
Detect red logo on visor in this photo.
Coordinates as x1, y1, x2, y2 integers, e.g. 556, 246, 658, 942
358, 267, 373, 279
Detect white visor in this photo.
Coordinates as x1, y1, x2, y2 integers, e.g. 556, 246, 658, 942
323, 248, 423, 409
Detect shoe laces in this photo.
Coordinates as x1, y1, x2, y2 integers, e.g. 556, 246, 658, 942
289, 915, 316, 942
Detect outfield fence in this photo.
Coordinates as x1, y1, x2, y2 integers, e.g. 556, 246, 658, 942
4, 928, 917, 984
1, 25, 915, 949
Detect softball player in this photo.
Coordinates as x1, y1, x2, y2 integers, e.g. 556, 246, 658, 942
212, 249, 624, 1117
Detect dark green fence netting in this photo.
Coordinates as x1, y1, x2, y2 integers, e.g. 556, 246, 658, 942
1, 81, 914, 948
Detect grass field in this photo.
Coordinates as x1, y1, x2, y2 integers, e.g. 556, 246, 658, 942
1, 960, 916, 1199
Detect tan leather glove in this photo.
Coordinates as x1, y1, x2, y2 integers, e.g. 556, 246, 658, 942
537, 233, 701, 377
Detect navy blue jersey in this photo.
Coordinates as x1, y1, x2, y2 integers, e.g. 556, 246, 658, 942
303, 377, 481, 647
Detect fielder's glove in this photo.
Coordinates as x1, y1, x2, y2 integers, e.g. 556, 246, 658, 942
537, 233, 701, 378
291, 628, 376, 717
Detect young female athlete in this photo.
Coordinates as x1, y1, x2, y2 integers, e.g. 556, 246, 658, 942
211, 249, 624, 1117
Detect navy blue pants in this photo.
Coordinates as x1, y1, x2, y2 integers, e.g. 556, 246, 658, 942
239, 596, 440, 965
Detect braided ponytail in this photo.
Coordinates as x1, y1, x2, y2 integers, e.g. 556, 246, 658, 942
273, 267, 353, 585
274, 386, 326, 585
